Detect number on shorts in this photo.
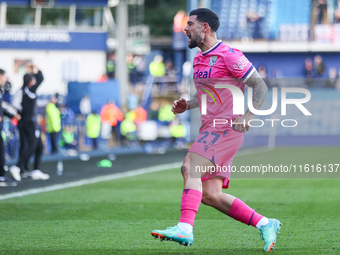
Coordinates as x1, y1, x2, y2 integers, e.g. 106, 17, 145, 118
198, 131, 221, 146
197, 131, 209, 144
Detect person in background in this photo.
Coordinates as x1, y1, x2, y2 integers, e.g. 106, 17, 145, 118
127, 87, 139, 111
97, 73, 109, 83
303, 58, 314, 78
315, 0, 328, 24
314, 55, 325, 77
54, 93, 61, 108
79, 95, 91, 117
120, 111, 137, 146
86, 110, 101, 150
45, 96, 61, 154
10, 63, 49, 181
170, 119, 187, 148
0, 69, 20, 186
335, 0, 340, 23
148, 101, 160, 121
327, 67, 338, 88
337, 70, 340, 90
60, 125, 78, 152
149, 55, 166, 77
134, 105, 147, 126
258, 65, 267, 79
126, 53, 137, 86
100, 100, 124, 146
303, 58, 315, 87
60, 104, 75, 126
3, 80, 11, 103
106, 53, 116, 79
158, 101, 176, 124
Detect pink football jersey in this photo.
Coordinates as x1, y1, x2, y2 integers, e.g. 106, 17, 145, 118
193, 41, 255, 132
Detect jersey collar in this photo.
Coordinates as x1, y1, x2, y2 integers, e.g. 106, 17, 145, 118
202, 40, 222, 56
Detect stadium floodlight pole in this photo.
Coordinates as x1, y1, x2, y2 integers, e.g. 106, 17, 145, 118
34, 5, 42, 29
186, 0, 199, 72
116, 0, 129, 109
0, 2, 6, 29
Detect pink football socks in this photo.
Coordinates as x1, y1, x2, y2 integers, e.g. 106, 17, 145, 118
228, 198, 265, 228
179, 189, 202, 226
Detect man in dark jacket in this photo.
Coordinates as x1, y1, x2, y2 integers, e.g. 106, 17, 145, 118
0, 69, 20, 186
10, 64, 49, 181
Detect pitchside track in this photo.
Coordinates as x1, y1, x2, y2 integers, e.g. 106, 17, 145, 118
0, 147, 339, 254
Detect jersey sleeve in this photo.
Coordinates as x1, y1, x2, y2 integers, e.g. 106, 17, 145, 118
224, 48, 255, 82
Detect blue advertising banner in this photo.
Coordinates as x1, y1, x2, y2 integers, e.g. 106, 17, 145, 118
0, 29, 107, 51
0, 0, 108, 7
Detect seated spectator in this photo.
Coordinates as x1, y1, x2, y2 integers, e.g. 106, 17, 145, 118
60, 126, 78, 152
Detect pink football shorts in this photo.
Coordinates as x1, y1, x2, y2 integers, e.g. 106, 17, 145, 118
189, 127, 244, 189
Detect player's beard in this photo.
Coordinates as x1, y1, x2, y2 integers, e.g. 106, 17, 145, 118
188, 34, 203, 49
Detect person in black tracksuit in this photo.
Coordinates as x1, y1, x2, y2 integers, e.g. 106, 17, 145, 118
0, 69, 20, 186
11, 65, 49, 181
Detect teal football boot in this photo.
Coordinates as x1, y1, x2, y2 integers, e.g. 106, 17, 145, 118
260, 218, 282, 252
151, 226, 194, 246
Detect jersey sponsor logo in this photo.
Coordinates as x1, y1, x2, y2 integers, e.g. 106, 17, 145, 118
233, 56, 249, 70
193, 68, 212, 79
209, 56, 217, 66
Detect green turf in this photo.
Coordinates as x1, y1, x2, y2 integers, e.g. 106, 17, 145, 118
0, 147, 339, 254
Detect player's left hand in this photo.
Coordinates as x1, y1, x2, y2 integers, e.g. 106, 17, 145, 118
233, 112, 254, 132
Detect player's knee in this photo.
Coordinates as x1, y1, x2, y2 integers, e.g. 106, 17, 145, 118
180, 164, 190, 179
201, 193, 218, 206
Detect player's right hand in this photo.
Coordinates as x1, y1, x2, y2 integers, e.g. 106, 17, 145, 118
171, 98, 188, 114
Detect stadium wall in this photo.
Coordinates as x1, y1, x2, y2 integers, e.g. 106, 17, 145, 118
246, 52, 340, 78
0, 49, 106, 95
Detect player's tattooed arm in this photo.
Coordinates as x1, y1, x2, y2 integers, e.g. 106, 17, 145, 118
245, 70, 268, 115
234, 70, 268, 132
187, 92, 199, 110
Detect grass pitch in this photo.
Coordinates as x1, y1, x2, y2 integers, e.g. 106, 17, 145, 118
0, 147, 339, 254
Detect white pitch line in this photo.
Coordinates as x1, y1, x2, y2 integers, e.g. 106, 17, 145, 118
0, 147, 270, 201
0, 162, 182, 201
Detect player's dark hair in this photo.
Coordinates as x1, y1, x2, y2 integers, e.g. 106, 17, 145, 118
0, 69, 5, 75
189, 8, 220, 32
23, 73, 35, 87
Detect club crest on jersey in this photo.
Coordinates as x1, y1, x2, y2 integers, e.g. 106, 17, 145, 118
209, 56, 217, 66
